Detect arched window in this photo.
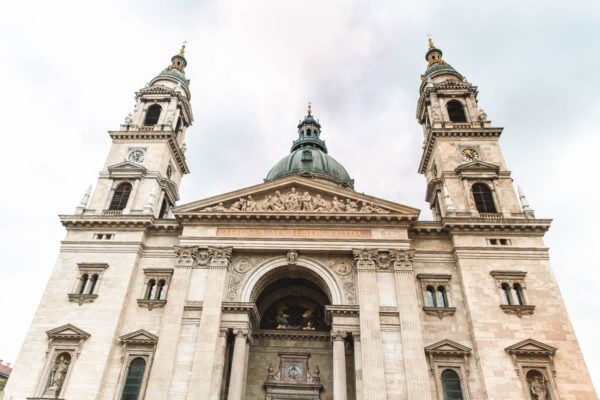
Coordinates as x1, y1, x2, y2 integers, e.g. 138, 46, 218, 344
166, 165, 173, 180
157, 280, 167, 300
109, 183, 132, 211
441, 369, 464, 400
121, 357, 146, 400
501, 283, 512, 305
144, 104, 162, 126
306, 128, 312, 136
146, 280, 156, 300
88, 274, 99, 294
425, 286, 436, 307
512, 283, 525, 305
437, 286, 448, 307
447, 100, 467, 123
78, 274, 89, 294
472, 183, 497, 213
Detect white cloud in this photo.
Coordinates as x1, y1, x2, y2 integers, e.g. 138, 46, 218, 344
0, 0, 598, 392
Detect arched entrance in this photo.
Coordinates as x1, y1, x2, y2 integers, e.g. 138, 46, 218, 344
241, 264, 354, 400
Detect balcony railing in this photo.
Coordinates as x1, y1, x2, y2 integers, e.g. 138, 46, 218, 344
479, 212, 503, 220
103, 210, 123, 216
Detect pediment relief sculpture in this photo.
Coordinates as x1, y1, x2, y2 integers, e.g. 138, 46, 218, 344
200, 187, 390, 214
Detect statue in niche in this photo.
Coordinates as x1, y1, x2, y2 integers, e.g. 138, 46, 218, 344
331, 196, 345, 212
313, 194, 327, 211
285, 187, 300, 211
528, 373, 549, 400
261, 296, 327, 331
312, 366, 321, 383
43, 353, 71, 397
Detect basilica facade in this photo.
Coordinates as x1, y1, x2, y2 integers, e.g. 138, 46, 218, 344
4, 41, 597, 400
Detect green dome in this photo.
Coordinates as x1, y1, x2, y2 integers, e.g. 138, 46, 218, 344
266, 148, 354, 188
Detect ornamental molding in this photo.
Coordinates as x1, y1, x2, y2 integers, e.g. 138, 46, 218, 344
423, 306, 457, 319
174, 177, 419, 223
351, 248, 414, 271
46, 325, 91, 342
137, 299, 167, 311
505, 338, 557, 376
119, 329, 158, 347
68, 293, 98, 306
500, 305, 535, 318
59, 215, 182, 232
416, 82, 478, 119
254, 329, 331, 342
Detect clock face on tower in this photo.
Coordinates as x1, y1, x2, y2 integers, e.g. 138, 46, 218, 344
127, 148, 145, 164
461, 147, 480, 162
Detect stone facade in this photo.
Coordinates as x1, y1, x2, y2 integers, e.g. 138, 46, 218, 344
4, 42, 597, 400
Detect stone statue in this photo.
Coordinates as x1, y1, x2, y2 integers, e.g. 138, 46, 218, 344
301, 191, 314, 211
231, 198, 245, 212
285, 188, 300, 211
124, 113, 132, 124
267, 364, 275, 381
529, 375, 547, 400
345, 199, 359, 212
431, 110, 441, 122
478, 109, 487, 122
272, 191, 285, 211
331, 196, 345, 212
245, 195, 258, 211
313, 365, 320, 383
287, 250, 298, 265
313, 194, 327, 212
43, 354, 70, 397
359, 201, 374, 213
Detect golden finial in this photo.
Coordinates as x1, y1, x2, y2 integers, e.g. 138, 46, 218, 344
427, 34, 435, 49
179, 40, 187, 56
307, 102, 312, 116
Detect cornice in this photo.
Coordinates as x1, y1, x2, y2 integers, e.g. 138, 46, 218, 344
60, 214, 182, 232
416, 82, 479, 120
175, 212, 417, 225
136, 85, 194, 124
418, 128, 503, 174
441, 217, 551, 235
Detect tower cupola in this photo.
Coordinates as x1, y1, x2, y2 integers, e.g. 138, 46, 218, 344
148, 42, 191, 98
421, 37, 463, 88
266, 104, 353, 188
292, 103, 327, 153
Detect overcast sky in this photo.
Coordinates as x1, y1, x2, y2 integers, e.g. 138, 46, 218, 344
1, 0, 598, 392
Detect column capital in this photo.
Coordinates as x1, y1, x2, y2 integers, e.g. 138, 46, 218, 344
331, 330, 347, 342
352, 249, 377, 271
208, 246, 233, 269
391, 249, 415, 272
174, 245, 199, 268
351, 333, 360, 342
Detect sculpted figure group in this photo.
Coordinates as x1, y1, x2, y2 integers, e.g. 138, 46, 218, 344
202, 187, 389, 214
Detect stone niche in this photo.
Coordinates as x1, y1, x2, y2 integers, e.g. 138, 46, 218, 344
263, 352, 323, 400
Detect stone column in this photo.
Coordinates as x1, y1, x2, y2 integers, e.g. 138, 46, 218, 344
186, 247, 233, 400
227, 329, 250, 400
392, 250, 432, 400
332, 331, 348, 400
145, 246, 197, 400
353, 249, 388, 400
208, 328, 229, 400
353, 334, 364, 400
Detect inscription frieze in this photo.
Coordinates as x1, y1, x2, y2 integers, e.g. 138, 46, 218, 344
217, 228, 371, 239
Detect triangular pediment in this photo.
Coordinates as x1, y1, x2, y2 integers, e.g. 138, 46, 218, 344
174, 176, 420, 218
505, 338, 557, 356
108, 161, 147, 172
455, 160, 500, 172
425, 339, 472, 356
46, 324, 91, 340
119, 329, 158, 345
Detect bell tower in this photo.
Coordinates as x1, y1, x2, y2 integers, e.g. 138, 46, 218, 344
416, 38, 534, 220
79, 44, 194, 218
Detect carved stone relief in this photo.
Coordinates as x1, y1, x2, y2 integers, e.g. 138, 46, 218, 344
201, 187, 390, 214
227, 255, 269, 301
